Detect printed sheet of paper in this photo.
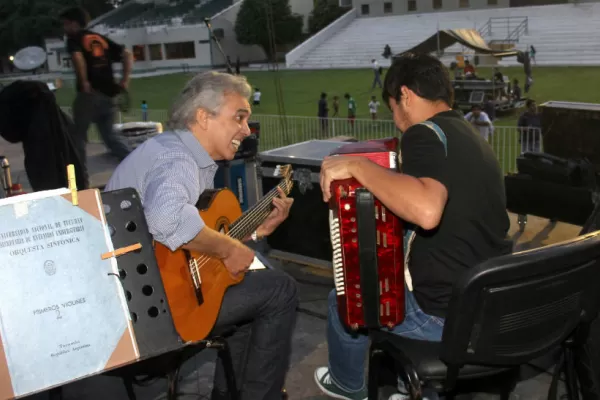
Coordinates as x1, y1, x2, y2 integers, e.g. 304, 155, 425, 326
0, 190, 137, 397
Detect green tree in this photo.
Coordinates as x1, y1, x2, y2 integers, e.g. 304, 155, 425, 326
234, 0, 303, 61
307, 0, 346, 35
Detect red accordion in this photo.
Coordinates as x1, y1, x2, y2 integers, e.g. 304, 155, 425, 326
328, 137, 405, 330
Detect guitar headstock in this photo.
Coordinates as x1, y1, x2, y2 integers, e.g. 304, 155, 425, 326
274, 164, 294, 195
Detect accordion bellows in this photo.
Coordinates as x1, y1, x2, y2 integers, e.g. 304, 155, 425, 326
328, 137, 405, 330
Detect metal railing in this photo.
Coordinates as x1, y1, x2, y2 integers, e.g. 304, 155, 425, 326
60, 107, 540, 176
478, 16, 529, 43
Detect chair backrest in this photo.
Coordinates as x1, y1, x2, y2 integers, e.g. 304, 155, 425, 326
440, 231, 600, 368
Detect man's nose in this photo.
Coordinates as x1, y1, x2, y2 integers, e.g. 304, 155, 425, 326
242, 122, 251, 137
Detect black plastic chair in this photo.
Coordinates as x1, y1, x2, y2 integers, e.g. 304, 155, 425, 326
368, 231, 600, 400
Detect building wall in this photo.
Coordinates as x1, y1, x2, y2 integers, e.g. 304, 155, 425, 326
353, 0, 510, 17
110, 24, 212, 70
45, 18, 266, 73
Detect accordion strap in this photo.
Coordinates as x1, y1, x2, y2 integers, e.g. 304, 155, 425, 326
403, 121, 448, 291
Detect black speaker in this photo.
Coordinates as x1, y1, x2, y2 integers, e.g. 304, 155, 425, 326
505, 173, 594, 226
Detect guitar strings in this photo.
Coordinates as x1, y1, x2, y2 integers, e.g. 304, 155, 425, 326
188, 178, 293, 280
188, 179, 289, 278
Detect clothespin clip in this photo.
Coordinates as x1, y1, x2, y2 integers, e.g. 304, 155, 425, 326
67, 164, 78, 206
101, 243, 143, 260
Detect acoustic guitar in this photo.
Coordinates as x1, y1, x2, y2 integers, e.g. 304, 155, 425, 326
154, 165, 293, 342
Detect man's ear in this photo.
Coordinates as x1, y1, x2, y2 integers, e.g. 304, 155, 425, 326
400, 86, 412, 107
195, 108, 210, 131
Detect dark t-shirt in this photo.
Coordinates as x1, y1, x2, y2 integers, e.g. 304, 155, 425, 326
400, 110, 512, 318
318, 98, 328, 117
66, 30, 124, 97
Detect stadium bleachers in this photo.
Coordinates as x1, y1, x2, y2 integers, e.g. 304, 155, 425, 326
92, 2, 154, 27
92, 0, 234, 28
287, 2, 600, 69
182, 0, 234, 24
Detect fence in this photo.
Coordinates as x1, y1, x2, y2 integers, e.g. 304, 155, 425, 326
60, 107, 542, 176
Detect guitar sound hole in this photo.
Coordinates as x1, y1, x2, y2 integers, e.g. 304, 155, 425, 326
125, 291, 132, 301
131, 312, 138, 322
142, 285, 154, 296
119, 269, 127, 279
125, 221, 137, 232
148, 307, 159, 318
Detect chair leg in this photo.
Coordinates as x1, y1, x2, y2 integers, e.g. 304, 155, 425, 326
564, 346, 581, 400
167, 367, 182, 400
211, 338, 239, 400
368, 346, 384, 400
121, 377, 137, 400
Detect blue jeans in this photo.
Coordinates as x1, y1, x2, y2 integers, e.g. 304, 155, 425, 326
327, 286, 445, 393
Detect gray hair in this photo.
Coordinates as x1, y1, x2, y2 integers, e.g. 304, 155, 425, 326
167, 71, 252, 130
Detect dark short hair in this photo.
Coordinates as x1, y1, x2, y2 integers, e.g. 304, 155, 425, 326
382, 52, 454, 109
59, 7, 90, 27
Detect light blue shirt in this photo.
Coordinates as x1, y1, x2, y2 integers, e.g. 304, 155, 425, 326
105, 130, 218, 251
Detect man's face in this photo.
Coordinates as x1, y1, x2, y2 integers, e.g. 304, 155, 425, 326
205, 92, 251, 160
472, 107, 481, 117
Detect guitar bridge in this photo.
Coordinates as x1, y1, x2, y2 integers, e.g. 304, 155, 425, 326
184, 250, 204, 306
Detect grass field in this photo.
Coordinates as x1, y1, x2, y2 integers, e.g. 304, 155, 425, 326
54, 65, 600, 173
54, 66, 600, 127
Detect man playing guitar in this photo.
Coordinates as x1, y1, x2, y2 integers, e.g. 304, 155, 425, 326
315, 53, 512, 399
105, 71, 297, 400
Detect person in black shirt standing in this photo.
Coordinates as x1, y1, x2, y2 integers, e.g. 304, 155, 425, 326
60, 7, 133, 169
318, 92, 329, 135
314, 53, 512, 400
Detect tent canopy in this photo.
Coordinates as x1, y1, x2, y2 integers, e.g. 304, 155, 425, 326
396, 28, 520, 58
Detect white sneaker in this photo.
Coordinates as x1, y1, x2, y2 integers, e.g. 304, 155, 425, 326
314, 366, 367, 400
388, 394, 410, 400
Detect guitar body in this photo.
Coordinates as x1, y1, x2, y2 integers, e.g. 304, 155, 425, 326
154, 188, 244, 342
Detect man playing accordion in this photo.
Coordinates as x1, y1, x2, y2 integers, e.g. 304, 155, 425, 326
315, 53, 513, 400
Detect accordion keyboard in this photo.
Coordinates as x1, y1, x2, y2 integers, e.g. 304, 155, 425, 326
329, 209, 345, 296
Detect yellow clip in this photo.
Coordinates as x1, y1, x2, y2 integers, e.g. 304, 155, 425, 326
67, 164, 78, 206
101, 243, 143, 260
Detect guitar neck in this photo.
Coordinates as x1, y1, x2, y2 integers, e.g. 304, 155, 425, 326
227, 180, 290, 241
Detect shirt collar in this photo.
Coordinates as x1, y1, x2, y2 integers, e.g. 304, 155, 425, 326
175, 130, 216, 169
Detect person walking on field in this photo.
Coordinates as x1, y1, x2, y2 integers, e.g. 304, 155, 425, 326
60, 6, 133, 175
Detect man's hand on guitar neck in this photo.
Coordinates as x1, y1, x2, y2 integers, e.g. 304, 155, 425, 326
256, 187, 294, 238
182, 227, 255, 278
